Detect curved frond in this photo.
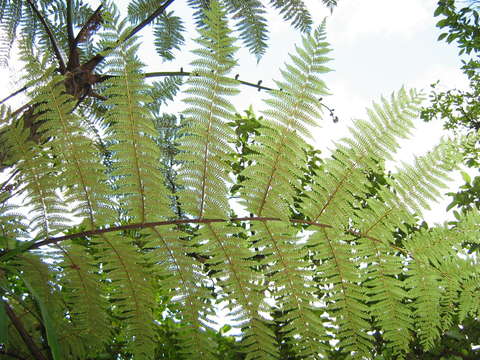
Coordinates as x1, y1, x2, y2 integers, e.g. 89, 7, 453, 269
240, 22, 332, 218
147, 226, 217, 358
302, 88, 424, 227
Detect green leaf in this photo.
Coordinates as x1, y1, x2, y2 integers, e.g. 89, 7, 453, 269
461, 171, 471, 184
437, 32, 448, 41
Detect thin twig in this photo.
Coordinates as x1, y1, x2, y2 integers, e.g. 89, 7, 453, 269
0, 169, 19, 192
25, 0, 66, 73
4, 302, 48, 360
0, 86, 28, 105
144, 71, 336, 114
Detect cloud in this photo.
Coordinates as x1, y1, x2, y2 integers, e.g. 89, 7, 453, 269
305, 0, 434, 44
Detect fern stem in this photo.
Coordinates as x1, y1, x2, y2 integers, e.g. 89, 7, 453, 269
0, 86, 28, 104
71, 5, 103, 55
66, 0, 75, 53
4, 301, 48, 360
3, 217, 400, 258
25, 0, 66, 73
144, 71, 337, 114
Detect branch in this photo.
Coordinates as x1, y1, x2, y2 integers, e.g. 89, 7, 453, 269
88, 0, 176, 67
144, 71, 338, 116
4, 301, 48, 360
0, 216, 393, 260
25, 0, 66, 73
0, 86, 28, 105
124, 0, 177, 42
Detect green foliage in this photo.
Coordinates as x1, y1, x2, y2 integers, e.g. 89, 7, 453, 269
222, 0, 269, 58
153, 11, 185, 61
0, 1, 478, 360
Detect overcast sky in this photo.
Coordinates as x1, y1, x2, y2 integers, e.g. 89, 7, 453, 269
0, 0, 470, 223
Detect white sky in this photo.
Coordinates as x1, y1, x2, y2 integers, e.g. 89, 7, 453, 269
0, 0, 472, 224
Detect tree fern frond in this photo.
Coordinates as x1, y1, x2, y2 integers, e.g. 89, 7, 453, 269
177, 1, 239, 218
199, 222, 280, 359
251, 221, 330, 358
322, 0, 338, 13
0, 0, 24, 66
146, 226, 217, 358
240, 22, 331, 218
187, 0, 211, 26
354, 197, 415, 356
269, 0, 312, 32
94, 233, 157, 359
153, 11, 185, 61
4, 119, 69, 239
59, 243, 110, 356
301, 88, 424, 227
26, 73, 115, 229
309, 228, 373, 358
147, 77, 183, 109
103, 20, 173, 223
128, 0, 161, 24
221, 0, 269, 58
391, 138, 462, 214
403, 223, 474, 350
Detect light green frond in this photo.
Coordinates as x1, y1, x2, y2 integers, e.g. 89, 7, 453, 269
148, 77, 183, 108
404, 225, 471, 350
221, 0, 269, 58
59, 243, 110, 356
458, 275, 480, 322
199, 222, 280, 359
405, 259, 442, 351
4, 119, 69, 239
94, 233, 156, 359
240, 22, 332, 218
154, 11, 185, 61
392, 138, 462, 214
309, 227, 373, 358
301, 88, 423, 227
146, 226, 217, 358
0, 0, 23, 66
128, 0, 161, 24
177, 1, 239, 218
103, 21, 173, 223
354, 197, 415, 356
251, 221, 329, 358
187, 0, 211, 26
27, 74, 115, 229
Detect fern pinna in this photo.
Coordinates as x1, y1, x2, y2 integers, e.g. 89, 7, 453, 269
0, 2, 479, 360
